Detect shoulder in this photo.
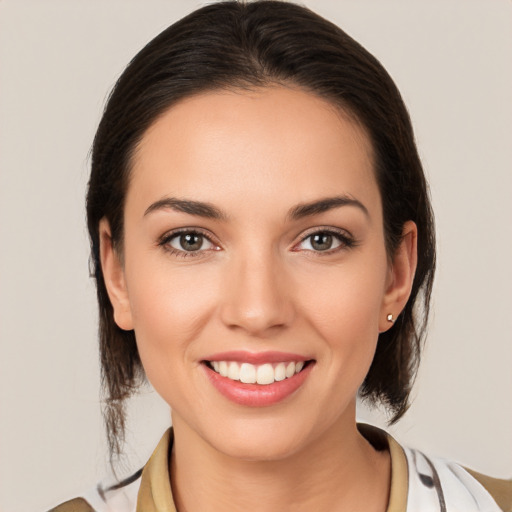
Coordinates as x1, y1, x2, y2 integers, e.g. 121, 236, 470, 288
47, 498, 94, 512
47, 429, 173, 512
47, 468, 142, 512
403, 445, 512, 512
464, 467, 512, 512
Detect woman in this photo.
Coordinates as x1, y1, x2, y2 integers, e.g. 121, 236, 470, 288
49, 1, 510, 511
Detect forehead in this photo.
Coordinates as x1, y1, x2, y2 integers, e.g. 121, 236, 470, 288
129, 86, 379, 216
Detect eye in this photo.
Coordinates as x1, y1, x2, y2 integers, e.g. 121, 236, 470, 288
169, 232, 212, 252
294, 229, 355, 253
159, 229, 219, 257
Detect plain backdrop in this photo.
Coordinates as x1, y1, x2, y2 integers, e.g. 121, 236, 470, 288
0, 1, 511, 510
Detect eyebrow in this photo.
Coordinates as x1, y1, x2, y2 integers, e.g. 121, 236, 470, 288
144, 197, 228, 220
287, 195, 369, 220
144, 194, 368, 221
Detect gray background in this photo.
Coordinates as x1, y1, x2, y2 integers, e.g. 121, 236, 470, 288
0, 1, 511, 510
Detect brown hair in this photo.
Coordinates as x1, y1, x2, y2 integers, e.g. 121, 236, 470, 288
87, 0, 435, 458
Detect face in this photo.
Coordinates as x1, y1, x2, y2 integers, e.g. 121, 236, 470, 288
101, 86, 415, 461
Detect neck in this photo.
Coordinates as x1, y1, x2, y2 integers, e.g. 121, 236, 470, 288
170, 408, 390, 512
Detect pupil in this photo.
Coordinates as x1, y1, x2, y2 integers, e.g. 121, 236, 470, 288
180, 233, 202, 251
312, 233, 332, 251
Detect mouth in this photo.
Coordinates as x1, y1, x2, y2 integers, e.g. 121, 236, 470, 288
204, 360, 311, 385
201, 353, 315, 407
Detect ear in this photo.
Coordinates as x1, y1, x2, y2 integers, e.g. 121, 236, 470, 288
379, 221, 418, 332
99, 218, 134, 331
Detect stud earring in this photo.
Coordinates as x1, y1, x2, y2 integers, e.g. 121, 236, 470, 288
387, 313, 395, 323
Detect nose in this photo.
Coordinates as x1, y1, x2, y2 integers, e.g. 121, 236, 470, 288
219, 249, 295, 336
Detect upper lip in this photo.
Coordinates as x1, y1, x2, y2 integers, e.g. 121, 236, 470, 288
203, 351, 312, 365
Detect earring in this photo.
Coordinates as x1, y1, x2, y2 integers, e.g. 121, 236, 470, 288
387, 313, 395, 323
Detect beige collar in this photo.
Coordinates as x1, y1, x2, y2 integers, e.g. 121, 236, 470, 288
136, 425, 408, 512
357, 423, 408, 512
136, 429, 176, 512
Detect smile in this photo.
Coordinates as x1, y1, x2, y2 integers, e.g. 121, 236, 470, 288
202, 353, 315, 407
208, 360, 305, 385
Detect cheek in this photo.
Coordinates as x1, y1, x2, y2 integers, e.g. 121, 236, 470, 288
128, 253, 217, 326
123, 256, 220, 380
301, 257, 387, 327
296, 253, 388, 374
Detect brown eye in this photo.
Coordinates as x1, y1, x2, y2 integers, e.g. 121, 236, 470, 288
295, 229, 354, 253
301, 232, 340, 252
168, 232, 214, 252
310, 233, 334, 251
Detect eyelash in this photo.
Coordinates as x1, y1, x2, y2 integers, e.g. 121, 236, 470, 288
294, 227, 357, 255
158, 228, 219, 259
158, 227, 357, 259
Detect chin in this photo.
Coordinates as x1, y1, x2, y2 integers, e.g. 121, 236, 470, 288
204, 417, 315, 462
215, 436, 303, 463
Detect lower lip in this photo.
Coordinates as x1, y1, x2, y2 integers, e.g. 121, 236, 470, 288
203, 363, 314, 407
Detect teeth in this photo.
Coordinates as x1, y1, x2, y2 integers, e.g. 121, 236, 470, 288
209, 360, 306, 385
256, 363, 274, 385
274, 363, 286, 381
219, 361, 228, 377
227, 361, 240, 380
285, 362, 295, 378
240, 363, 256, 384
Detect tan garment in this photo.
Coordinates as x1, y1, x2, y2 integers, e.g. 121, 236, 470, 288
465, 468, 512, 512
49, 497, 94, 512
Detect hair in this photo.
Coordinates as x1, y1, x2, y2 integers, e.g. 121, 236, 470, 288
87, 0, 435, 459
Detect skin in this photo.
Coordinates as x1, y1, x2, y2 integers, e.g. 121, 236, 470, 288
100, 86, 417, 511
